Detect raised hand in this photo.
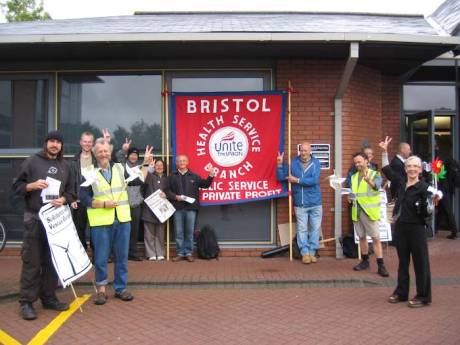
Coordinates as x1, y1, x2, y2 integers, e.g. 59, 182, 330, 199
379, 136, 392, 152
276, 152, 284, 165
102, 128, 111, 143
122, 138, 132, 152
143, 145, 154, 165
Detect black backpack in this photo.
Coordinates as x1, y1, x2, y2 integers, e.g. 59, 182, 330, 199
340, 235, 358, 258
196, 225, 220, 260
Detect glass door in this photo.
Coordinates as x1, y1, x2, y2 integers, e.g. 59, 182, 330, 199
406, 110, 457, 237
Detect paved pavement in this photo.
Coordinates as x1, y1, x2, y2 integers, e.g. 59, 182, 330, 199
1, 231, 459, 344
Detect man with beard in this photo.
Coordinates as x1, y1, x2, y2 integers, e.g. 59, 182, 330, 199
13, 131, 75, 320
80, 139, 153, 305
70, 131, 96, 249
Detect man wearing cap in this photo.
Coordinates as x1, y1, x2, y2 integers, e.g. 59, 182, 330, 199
13, 131, 76, 320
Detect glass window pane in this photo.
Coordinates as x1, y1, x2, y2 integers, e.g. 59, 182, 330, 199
0, 79, 48, 149
0, 159, 26, 242
403, 85, 456, 111
172, 77, 264, 92
59, 74, 162, 154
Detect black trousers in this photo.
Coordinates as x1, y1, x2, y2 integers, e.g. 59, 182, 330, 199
394, 221, 431, 303
71, 203, 88, 249
19, 216, 58, 304
435, 192, 457, 234
129, 206, 141, 257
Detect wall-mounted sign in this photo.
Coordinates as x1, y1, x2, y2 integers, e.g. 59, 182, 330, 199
298, 143, 330, 170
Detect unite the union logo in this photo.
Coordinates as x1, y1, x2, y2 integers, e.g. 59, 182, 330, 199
209, 126, 249, 167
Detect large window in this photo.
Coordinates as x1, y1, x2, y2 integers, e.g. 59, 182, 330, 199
0, 159, 26, 242
403, 85, 456, 112
0, 78, 49, 151
59, 74, 162, 154
168, 71, 273, 243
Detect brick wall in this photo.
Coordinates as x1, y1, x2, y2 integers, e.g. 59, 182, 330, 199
275, 59, 401, 256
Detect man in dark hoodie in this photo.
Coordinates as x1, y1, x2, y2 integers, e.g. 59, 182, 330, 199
13, 131, 76, 320
69, 131, 96, 249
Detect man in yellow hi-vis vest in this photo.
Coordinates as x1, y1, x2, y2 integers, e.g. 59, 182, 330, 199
80, 137, 153, 305
349, 151, 389, 277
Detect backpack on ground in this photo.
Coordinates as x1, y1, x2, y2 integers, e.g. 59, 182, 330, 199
340, 235, 358, 258
196, 225, 220, 260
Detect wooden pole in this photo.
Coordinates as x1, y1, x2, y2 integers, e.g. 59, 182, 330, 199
164, 85, 171, 261
288, 81, 293, 262
69, 283, 83, 313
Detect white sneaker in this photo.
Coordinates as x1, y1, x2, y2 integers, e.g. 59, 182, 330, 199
148, 256, 157, 261
157, 256, 165, 261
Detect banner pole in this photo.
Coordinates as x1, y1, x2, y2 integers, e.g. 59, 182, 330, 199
69, 283, 83, 313
164, 85, 171, 261
288, 81, 293, 262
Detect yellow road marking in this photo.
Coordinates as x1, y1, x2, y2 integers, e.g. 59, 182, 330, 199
0, 329, 22, 345
27, 294, 91, 345
0, 294, 92, 345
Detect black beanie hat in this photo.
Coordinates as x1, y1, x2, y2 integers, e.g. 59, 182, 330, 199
127, 147, 140, 156
45, 130, 64, 143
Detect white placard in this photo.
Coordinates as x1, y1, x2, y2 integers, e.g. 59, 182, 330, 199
38, 204, 92, 288
144, 189, 176, 223
354, 191, 392, 243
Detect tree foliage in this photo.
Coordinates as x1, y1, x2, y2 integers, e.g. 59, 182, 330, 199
1, 0, 51, 22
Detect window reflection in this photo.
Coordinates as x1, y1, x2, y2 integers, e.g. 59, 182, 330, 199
59, 74, 162, 154
0, 159, 26, 241
0, 79, 48, 149
403, 85, 456, 111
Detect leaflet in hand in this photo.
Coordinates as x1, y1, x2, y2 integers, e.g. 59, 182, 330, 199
41, 176, 61, 203
181, 195, 195, 204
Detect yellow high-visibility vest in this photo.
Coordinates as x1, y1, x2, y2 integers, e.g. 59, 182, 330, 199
351, 169, 381, 221
87, 163, 131, 227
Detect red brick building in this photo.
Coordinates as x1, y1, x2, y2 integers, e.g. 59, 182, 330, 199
0, 7, 459, 257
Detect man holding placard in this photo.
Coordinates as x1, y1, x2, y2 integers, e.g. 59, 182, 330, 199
349, 152, 389, 277
13, 131, 76, 320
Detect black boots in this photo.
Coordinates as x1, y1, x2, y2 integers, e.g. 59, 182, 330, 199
20, 303, 37, 321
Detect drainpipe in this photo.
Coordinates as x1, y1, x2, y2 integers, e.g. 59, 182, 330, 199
334, 42, 359, 259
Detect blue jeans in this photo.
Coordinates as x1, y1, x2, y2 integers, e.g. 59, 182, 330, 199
91, 221, 130, 293
295, 205, 322, 256
173, 210, 197, 257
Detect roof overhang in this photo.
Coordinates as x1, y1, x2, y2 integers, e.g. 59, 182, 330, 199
0, 32, 458, 76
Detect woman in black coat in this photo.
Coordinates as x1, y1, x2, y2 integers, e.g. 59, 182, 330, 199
379, 136, 442, 308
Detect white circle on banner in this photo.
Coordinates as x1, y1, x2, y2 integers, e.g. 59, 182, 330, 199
209, 126, 249, 167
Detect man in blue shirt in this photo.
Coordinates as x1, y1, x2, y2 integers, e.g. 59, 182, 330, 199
277, 142, 322, 264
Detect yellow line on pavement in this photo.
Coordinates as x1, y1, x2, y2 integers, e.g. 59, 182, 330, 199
0, 329, 22, 345
26, 294, 91, 345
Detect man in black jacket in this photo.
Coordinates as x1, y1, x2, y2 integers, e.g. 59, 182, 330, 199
166, 155, 215, 262
69, 131, 96, 249
389, 142, 411, 199
13, 131, 76, 320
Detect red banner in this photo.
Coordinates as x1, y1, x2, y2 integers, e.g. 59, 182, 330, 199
172, 92, 287, 205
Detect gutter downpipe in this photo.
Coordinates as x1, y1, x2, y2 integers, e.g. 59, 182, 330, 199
334, 42, 359, 259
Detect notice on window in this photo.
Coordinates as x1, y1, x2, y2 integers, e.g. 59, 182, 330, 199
144, 189, 176, 223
